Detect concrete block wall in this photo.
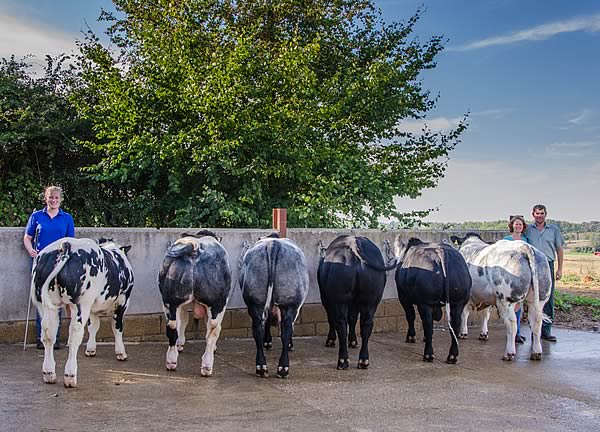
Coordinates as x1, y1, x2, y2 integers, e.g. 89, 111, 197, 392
0, 228, 505, 343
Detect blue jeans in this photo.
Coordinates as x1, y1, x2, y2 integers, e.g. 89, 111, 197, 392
542, 260, 555, 335
515, 307, 522, 336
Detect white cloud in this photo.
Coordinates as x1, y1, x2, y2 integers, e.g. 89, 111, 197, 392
567, 109, 592, 125
472, 108, 512, 119
544, 141, 597, 158
0, 13, 77, 65
450, 14, 600, 51
398, 117, 463, 135
394, 158, 600, 223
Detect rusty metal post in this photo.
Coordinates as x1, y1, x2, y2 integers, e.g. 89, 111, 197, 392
272, 208, 287, 238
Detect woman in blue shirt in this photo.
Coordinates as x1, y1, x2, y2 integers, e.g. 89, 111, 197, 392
503, 215, 529, 344
23, 186, 75, 349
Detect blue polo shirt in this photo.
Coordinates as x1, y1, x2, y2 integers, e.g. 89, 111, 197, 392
525, 223, 565, 262
25, 208, 75, 252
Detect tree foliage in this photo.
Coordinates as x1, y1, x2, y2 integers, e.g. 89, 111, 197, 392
75, 0, 466, 228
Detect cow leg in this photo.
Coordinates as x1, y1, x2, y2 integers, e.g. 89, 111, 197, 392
417, 305, 435, 362
528, 299, 544, 360
479, 306, 492, 340
112, 304, 128, 360
248, 304, 268, 377
400, 301, 417, 343
176, 306, 190, 352
64, 307, 90, 388
85, 313, 100, 357
497, 300, 517, 361
322, 301, 336, 348
459, 304, 470, 339
263, 313, 273, 350
41, 306, 60, 384
164, 305, 179, 371
334, 303, 350, 370
277, 307, 295, 378
348, 302, 359, 348
357, 305, 375, 369
446, 303, 463, 364
201, 307, 224, 377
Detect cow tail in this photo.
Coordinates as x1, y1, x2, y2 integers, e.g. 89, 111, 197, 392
263, 240, 280, 323
40, 241, 72, 309
525, 245, 551, 324
352, 239, 399, 272
437, 248, 459, 346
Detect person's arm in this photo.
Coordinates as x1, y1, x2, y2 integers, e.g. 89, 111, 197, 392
23, 234, 37, 258
556, 246, 564, 280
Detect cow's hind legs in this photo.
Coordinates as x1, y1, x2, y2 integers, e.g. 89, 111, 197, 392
418, 305, 435, 362
334, 303, 350, 370
357, 305, 375, 369
401, 302, 417, 343
201, 308, 224, 377
176, 304, 190, 352
263, 313, 273, 350
64, 307, 90, 388
479, 306, 492, 340
498, 301, 517, 361
41, 307, 60, 384
277, 307, 296, 378
528, 299, 544, 360
458, 304, 470, 339
348, 302, 359, 348
164, 305, 179, 371
446, 303, 463, 364
322, 301, 336, 347
85, 313, 100, 357
249, 304, 269, 377
112, 304, 128, 361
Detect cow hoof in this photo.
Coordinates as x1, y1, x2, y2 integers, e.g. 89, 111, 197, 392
116, 353, 128, 361
479, 333, 489, 341
43, 371, 57, 384
458, 333, 468, 340
256, 365, 269, 378
446, 354, 458, 364
177, 345, 184, 352
423, 354, 435, 362
502, 353, 515, 361
277, 366, 289, 378
325, 339, 336, 348
348, 339, 359, 349
337, 359, 349, 370
85, 350, 96, 357
263, 341, 273, 350
166, 362, 177, 371
357, 359, 369, 369
530, 352, 542, 361
200, 367, 213, 377
63, 374, 78, 388
405, 335, 416, 343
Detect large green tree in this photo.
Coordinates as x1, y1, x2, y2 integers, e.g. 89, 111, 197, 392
75, 0, 466, 228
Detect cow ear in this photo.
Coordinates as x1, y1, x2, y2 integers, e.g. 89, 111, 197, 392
450, 235, 460, 245
217, 236, 223, 242
120, 245, 132, 255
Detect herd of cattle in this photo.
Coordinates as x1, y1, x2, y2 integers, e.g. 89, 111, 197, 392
30, 231, 552, 387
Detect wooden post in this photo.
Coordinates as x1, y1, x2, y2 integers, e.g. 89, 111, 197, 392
272, 208, 287, 238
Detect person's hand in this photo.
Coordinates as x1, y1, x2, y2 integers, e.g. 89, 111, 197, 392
27, 249, 38, 258
556, 269, 562, 281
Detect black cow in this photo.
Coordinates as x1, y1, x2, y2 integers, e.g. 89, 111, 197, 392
240, 234, 309, 378
31, 237, 134, 388
158, 230, 231, 376
394, 237, 471, 364
318, 235, 397, 370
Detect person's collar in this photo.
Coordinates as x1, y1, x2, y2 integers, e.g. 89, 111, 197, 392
43, 207, 64, 215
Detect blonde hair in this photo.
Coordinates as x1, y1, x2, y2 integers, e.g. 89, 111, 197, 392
43, 185, 63, 199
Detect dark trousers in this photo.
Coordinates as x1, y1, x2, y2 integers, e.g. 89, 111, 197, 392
542, 260, 555, 335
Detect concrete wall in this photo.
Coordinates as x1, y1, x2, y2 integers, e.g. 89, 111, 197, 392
0, 227, 505, 323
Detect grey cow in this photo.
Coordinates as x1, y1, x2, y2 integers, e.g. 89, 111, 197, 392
240, 234, 309, 378
451, 233, 552, 361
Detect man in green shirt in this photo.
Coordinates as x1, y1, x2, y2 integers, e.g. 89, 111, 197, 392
524, 204, 565, 342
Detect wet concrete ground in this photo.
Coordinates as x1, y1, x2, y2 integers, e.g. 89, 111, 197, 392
1, 325, 599, 432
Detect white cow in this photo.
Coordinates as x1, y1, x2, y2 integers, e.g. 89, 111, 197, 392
32, 237, 134, 387
451, 233, 551, 361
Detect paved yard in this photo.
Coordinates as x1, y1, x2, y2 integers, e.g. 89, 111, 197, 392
1, 326, 599, 432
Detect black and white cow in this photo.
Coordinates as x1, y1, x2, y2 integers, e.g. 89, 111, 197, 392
451, 233, 552, 361
394, 238, 472, 364
158, 230, 231, 376
318, 235, 397, 370
239, 233, 309, 378
31, 237, 134, 388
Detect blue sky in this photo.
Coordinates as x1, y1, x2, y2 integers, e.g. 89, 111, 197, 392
1, 0, 599, 222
